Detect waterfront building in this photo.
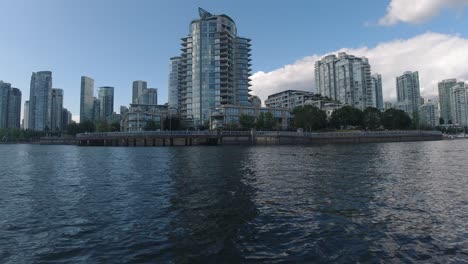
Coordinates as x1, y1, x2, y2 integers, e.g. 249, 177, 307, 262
98, 87, 114, 121
396, 71, 420, 117
23, 101, 30, 129
80, 76, 94, 122
7, 88, 22, 129
371, 74, 384, 110
168, 57, 181, 110
438, 79, 463, 124
121, 104, 168, 132
175, 8, 252, 127
132, 80, 147, 104
0, 81, 11, 128
419, 100, 439, 128
210, 105, 290, 130
51, 88, 63, 131
265, 90, 315, 110
92, 97, 101, 123
29, 71, 52, 131
315, 52, 372, 110
449, 83, 468, 126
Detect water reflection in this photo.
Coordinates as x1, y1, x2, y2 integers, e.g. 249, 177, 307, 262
0, 141, 467, 263
167, 147, 258, 263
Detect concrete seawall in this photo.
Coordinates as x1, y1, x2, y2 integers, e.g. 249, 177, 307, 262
76, 130, 442, 147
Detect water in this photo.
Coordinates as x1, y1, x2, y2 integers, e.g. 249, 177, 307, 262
0, 141, 467, 263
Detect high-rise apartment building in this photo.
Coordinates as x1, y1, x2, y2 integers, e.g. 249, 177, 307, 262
7, 88, 22, 129
98, 86, 114, 121
23, 100, 30, 129
176, 8, 252, 127
168, 57, 181, 110
438, 79, 463, 124
0, 82, 23, 129
371, 74, 384, 110
51, 88, 64, 131
92, 97, 101, 122
80, 76, 95, 122
315, 52, 372, 110
132, 81, 147, 104
449, 83, 468, 126
396, 71, 420, 117
62, 108, 72, 129
29, 71, 52, 131
419, 100, 439, 128
140, 88, 158, 105
0, 81, 11, 128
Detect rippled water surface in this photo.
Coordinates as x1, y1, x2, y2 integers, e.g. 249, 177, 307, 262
0, 141, 467, 263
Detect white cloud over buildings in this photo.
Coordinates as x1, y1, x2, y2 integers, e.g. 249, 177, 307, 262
251, 32, 468, 103
379, 0, 468, 25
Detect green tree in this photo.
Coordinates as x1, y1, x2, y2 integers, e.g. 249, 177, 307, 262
239, 114, 256, 129
292, 105, 327, 131
329, 106, 363, 129
362, 107, 382, 130
256, 112, 276, 130
109, 122, 120, 132
382, 108, 412, 130
96, 121, 110, 132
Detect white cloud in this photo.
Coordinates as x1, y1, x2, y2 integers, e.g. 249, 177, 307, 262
379, 0, 468, 25
250, 32, 468, 104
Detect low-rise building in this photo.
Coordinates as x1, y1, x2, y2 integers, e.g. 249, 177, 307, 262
121, 104, 169, 132
210, 105, 290, 130
265, 90, 315, 110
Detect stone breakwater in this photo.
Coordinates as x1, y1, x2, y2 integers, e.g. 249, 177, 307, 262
74, 130, 442, 147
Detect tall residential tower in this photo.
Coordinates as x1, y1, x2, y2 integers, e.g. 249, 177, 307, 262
98, 86, 114, 121
315, 52, 372, 110
175, 8, 252, 127
80, 76, 95, 123
29, 71, 52, 131
396, 71, 420, 117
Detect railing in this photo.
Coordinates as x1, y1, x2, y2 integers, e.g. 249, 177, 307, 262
76, 130, 442, 139
76, 130, 219, 138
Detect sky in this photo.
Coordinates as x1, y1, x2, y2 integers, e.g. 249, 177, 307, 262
0, 0, 468, 122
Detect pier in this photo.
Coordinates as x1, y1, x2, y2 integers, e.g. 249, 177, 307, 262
76, 130, 443, 147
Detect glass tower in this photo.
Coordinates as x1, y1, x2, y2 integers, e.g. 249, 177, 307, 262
8, 88, 22, 129
168, 56, 181, 110
51, 88, 63, 131
132, 81, 147, 104
29, 71, 52, 131
98, 86, 114, 121
0, 81, 11, 129
177, 8, 252, 127
80, 76, 95, 123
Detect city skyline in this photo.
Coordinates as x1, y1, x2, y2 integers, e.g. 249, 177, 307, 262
1, 1, 468, 121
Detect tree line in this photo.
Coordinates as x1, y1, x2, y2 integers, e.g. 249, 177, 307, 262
292, 105, 413, 131
237, 105, 414, 131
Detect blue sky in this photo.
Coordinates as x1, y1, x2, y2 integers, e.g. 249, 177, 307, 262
1, 0, 467, 120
